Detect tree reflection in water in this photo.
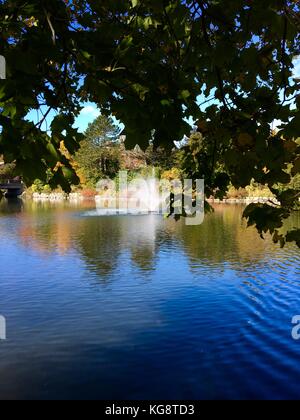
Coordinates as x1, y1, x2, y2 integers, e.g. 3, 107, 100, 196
0, 200, 299, 284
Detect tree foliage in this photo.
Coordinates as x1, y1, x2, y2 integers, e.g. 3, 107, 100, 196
0, 161, 16, 180
0, 0, 299, 245
84, 115, 121, 147
75, 115, 121, 184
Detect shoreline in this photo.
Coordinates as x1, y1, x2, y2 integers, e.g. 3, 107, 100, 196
23, 192, 279, 206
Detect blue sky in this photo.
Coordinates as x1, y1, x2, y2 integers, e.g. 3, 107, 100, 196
26, 101, 103, 134
294, 57, 300, 80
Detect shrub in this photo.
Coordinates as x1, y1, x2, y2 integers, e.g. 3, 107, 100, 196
31, 179, 45, 194
227, 186, 248, 199
161, 167, 183, 182
43, 185, 52, 194
81, 188, 97, 199
0, 163, 17, 180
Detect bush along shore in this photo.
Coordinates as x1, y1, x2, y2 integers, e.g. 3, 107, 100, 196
25, 190, 281, 206
207, 197, 281, 205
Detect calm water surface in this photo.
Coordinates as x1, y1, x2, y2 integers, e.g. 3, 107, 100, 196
0, 200, 299, 400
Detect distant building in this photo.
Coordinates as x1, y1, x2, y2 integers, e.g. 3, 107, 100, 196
120, 148, 147, 171
116, 134, 148, 171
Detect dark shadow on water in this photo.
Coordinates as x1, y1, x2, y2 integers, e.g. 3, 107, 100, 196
0, 197, 24, 214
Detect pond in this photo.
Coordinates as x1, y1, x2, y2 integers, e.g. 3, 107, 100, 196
0, 200, 299, 400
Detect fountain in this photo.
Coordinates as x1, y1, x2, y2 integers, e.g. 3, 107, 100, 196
93, 169, 166, 216
86, 170, 205, 225
127, 169, 161, 214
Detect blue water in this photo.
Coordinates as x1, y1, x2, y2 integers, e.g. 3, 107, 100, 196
0, 201, 299, 400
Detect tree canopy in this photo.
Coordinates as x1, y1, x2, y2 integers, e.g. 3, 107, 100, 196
84, 115, 121, 147
75, 115, 121, 184
0, 0, 299, 245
